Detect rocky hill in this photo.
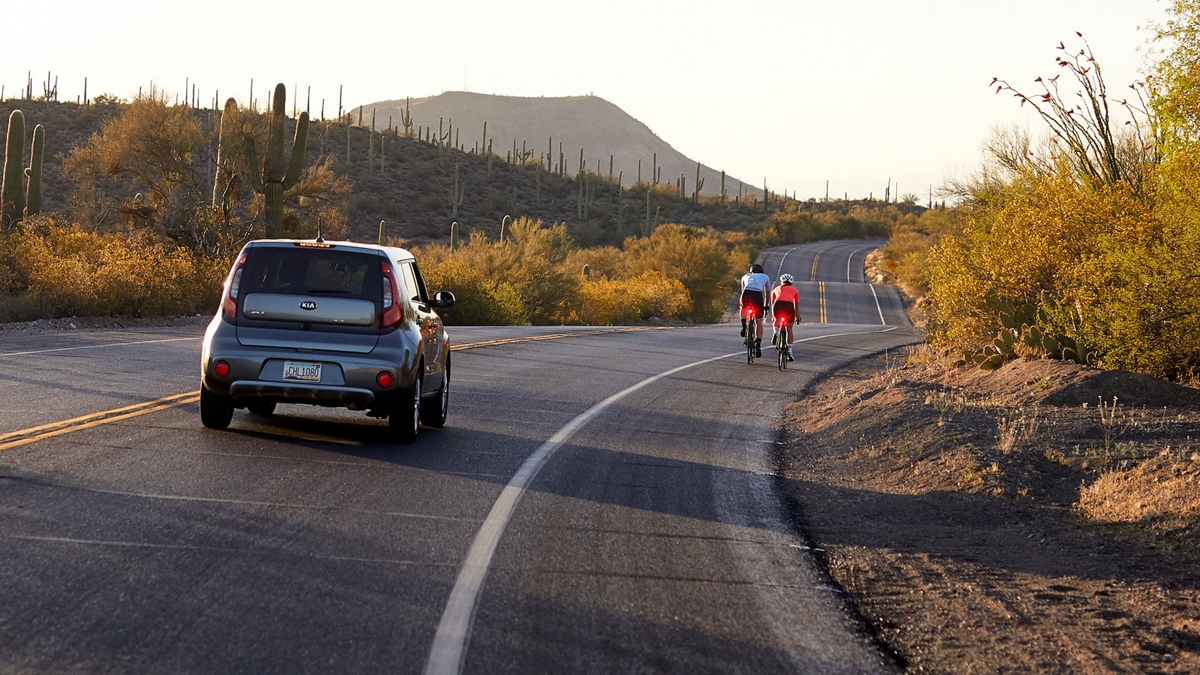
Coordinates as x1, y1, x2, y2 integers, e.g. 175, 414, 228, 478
362, 92, 760, 198
0, 97, 777, 247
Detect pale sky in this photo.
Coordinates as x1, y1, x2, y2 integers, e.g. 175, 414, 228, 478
13, 0, 1167, 201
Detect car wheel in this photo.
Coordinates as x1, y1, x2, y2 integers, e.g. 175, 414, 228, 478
390, 373, 421, 443
246, 401, 276, 416
200, 387, 234, 430
419, 364, 449, 428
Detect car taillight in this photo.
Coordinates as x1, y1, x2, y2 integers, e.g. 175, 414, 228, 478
380, 262, 402, 328
221, 253, 248, 321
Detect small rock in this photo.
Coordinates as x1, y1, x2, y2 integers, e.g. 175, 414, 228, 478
68, 323, 76, 329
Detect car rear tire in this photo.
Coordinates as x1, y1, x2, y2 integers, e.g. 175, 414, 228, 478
390, 374, 421, 443
247, 401, 276, 416
200, 387, 234, 430
419, 364, 449, 428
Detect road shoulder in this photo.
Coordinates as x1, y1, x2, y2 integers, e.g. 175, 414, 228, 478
776, 349, 1200, 673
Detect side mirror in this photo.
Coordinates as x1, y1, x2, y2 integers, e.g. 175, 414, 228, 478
433, 290, 456, 309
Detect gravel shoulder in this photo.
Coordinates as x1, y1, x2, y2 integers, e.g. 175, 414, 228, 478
778, 348, 1200, 673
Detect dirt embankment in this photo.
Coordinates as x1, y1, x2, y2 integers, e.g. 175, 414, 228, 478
780, 349, 1200, 673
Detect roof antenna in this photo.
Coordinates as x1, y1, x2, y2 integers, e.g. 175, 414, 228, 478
316, 218, 324, 243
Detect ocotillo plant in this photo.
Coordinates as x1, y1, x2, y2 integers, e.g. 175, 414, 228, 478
2, 110, 26, 228
24, 124, 44, 217
261, 84, 309, 239
448, 165, 464, 218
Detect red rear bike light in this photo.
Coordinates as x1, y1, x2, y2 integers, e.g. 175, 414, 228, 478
376, 371, 395, 388
213, 361, 231, 378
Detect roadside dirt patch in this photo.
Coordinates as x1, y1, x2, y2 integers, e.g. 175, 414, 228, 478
0, 314, 210, 334
779, 349, 1200, 673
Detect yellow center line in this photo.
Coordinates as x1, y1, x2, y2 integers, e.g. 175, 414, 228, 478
819, 282, 827, 323
810, 247, 829, 282
0, 325, 684, 453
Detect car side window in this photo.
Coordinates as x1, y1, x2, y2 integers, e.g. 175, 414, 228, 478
398, 262, 425, 304
410, 262, 432, 302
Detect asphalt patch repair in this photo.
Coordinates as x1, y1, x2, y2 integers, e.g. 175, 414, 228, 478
778, 348, 1200, 673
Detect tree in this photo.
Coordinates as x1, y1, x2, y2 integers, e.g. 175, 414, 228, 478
64, 93, 205, 211
1153, 1, 1200, 154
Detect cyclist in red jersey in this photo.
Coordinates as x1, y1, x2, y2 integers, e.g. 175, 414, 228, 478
771, 273, 800, 361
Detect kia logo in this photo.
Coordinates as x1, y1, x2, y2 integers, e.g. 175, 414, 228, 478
300, 301, 318, 311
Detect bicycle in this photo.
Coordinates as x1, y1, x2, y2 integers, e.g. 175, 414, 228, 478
742, 304, 761, 364
772, 310, 798, 370
773, 316, 788, 370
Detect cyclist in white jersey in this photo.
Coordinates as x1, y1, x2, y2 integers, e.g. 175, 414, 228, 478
739, 263, 772, 358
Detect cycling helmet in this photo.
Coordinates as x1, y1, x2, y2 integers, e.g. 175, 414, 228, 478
780, 273, 794, 284
750, 263, 764, 274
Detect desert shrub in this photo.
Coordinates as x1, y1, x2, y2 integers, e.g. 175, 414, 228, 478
420, 253, 526, 326
579, 271, 690, 325
624, 224, 742, 322
0, 216, 226, 318
918, 28, 1200, 379
413, 219, 736, 326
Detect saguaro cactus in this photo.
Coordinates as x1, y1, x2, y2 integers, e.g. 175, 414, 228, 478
212, 98, 238, 207
693, 161, 705, 202
24, 124, 44, 217
450, 221, 459, 251
262, 84, 309, 238
2, 111, 26, 227
400, 97, 413, 137
448, 164, 464, 217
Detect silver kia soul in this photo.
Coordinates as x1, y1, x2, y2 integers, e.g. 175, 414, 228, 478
199, 239, 454, 442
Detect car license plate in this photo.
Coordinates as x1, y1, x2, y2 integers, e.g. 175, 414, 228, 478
282, 361, 322, 382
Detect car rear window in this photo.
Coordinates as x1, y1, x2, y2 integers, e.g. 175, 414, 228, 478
241, 247, 382, 301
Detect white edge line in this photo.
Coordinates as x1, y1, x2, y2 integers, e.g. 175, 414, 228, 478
775, 246, 799, 280
0, 336, 200, 358
423, 327, 900, 675
847, 247, 871, 283
868, 284, 886, 325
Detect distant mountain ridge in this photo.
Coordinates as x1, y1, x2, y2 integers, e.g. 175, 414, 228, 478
362, 92, 760, 197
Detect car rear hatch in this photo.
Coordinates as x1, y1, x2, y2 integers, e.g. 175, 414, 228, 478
235, 244, 382, 354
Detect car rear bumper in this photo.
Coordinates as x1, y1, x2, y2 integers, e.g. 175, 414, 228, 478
228, 381, 377, 410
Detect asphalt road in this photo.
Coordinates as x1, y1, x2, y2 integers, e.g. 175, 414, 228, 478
0, 242, 917, 674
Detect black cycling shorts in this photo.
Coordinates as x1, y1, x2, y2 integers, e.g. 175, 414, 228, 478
773, 301, 796, 323
740, 289, 765, 318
